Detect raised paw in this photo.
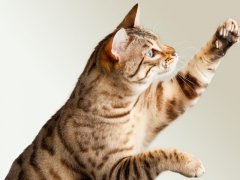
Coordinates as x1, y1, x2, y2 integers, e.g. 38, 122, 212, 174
178, 152, 205, 178
214, 19, 240, 52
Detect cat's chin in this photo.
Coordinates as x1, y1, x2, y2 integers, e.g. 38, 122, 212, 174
154, 67, 177, 81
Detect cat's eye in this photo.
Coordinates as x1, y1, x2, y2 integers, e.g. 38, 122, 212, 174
145, 49, 155, 58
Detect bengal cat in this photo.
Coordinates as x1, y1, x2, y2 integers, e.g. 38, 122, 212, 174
6, 4, 240, 180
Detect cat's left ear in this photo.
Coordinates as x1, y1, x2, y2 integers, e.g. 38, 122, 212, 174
117, 3, 140, 29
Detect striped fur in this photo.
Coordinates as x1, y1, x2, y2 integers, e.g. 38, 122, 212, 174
6, 4, 240, 180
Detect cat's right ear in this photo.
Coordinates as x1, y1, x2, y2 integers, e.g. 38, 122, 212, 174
117, 3, 140, 29
109, 28, 129, 62
102, 28, 128, 71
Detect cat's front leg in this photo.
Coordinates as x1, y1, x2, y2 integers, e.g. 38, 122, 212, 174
136, 19, 240, 146
185, 18, 240, 87
108, 148, 205, 179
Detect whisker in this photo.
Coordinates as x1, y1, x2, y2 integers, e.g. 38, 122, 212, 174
177, 73, 196, 91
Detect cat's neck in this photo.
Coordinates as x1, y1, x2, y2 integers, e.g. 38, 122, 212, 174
68, 69, 140, 117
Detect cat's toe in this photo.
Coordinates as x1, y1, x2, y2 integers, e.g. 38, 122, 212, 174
181, 155, 205, 178
217, 19, 240, 44
196, 165, 205, 177
213, 19, 240, 54
220, 19, 238, 36
187, 159, 205, 177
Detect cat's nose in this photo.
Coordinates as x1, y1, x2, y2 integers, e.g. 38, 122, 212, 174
163, 45, 176, 56
162, 54, 178, 69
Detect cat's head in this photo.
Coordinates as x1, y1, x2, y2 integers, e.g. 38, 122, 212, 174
98, 4, 178, 87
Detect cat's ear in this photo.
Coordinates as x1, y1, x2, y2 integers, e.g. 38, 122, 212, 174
111, 28, 129, 61
117, 3, 140, 29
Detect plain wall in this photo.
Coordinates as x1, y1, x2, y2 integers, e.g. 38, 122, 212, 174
0, 0, 240, 179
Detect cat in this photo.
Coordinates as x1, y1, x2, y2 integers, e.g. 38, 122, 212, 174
5, 4, 240, 180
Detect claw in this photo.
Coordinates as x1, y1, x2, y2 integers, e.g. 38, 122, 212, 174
215, 40, 221, 49
216, 19, 240, 45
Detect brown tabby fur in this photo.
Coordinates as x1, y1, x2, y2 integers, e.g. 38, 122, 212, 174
6, 4, 240, 180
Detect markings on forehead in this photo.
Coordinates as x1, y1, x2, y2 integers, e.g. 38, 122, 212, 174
143, 44, 149, 48
126, 28, 158, 41
146, 38, 161, 51
146, 39, 154, 45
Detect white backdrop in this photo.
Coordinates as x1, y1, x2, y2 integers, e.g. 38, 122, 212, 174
1, 0, 240, 179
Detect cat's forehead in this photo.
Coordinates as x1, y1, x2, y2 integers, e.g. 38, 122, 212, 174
126, 27, 158, 41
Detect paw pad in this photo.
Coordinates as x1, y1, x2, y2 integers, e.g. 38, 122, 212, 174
215, 19, 240, 49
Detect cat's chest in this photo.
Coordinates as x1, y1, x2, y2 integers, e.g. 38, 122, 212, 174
67, 120, 135, 169
76, 123, 133, 147
61, 107, 148, 160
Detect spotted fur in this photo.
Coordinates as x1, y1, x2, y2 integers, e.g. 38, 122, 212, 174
6, 4, 240, 180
